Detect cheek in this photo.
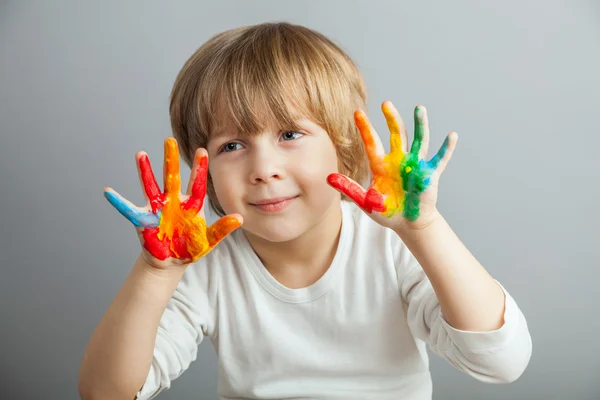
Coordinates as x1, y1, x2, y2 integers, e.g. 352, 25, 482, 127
294, 142, 339, 182
315, 140, 339, 171
209, 165, 241, 204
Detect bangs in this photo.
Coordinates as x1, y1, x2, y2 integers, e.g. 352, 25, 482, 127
203, 67, 309, 140
196, 23, 338, 140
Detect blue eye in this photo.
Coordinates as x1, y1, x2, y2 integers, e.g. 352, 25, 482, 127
281, 131, 304, 141
221, 142, 243, 153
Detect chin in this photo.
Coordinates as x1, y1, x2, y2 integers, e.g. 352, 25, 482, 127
242, 217, 308, 243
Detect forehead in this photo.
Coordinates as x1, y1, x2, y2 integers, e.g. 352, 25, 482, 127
207, 99, 306, 140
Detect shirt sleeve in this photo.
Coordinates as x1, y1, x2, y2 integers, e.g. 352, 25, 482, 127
396, 240, 532, 384
136, 258, 218, 399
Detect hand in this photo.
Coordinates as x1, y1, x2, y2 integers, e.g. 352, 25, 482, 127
104, 138, 243, 269
328, 101, 457, 231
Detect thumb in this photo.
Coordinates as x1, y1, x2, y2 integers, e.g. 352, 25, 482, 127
207, 214, 243, 247
327, 173, 385, 214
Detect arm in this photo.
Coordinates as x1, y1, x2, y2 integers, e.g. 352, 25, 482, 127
79, 250, 220, 400
78, 254, 185, 399
396, 218, 532, 384
328, 101, 532, 383
397, 211, 505, 332
80, 140, 241, 399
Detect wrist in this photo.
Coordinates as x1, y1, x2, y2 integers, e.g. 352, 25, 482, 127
394, 208, 443, 238
134, 253, 186, 283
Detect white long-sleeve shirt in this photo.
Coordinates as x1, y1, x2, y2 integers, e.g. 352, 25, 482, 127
137, 200, 532, 399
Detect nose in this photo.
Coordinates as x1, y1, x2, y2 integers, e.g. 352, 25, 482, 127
248, 144, 285, 184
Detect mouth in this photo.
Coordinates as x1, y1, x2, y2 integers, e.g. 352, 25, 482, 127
249, 195, 300, 212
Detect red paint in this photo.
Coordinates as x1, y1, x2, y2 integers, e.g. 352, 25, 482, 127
138, 153, 211, 262
182, 155, 208, 211
143, 227, 192, 261
139, 154, 165, 214
327, 173, 386, 214
137, 145, 240, 262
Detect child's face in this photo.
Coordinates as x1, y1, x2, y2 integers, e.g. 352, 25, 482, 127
206, 117, 341, 243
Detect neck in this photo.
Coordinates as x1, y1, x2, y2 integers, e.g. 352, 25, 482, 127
244, 200, 343, 288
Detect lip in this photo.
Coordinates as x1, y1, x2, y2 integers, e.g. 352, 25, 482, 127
249, 195, 299, 212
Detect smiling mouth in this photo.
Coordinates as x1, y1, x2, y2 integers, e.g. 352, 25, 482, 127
249, 195, 299, 212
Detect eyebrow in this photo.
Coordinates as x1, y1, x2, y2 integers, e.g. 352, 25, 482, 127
208, 127, 234, 141
209, 117, 308, 142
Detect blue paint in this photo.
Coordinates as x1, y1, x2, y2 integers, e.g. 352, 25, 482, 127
104, 191, 160, 228
427, 135, 451, 169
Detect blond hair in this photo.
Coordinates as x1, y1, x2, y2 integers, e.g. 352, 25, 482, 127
170, 22, 369, 216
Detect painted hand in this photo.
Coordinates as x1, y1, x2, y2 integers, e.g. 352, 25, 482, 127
328, 101, 457, 231
104, 138, 243, 267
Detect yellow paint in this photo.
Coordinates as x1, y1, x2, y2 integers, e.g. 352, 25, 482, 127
366, 103, 409, 217
157, 138, 210, 261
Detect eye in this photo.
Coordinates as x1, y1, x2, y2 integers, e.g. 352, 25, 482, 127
280, 131, 304, 141
220, 142, 243, 153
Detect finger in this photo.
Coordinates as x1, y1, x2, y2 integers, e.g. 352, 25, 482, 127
104, 187, 160, 228
207, 214, 243, 247
411, 105, 430, 160
327, 173, 386, 214
164, 137, 181, 196
428, 132, 458, 176
182, 148, 208, 212
136, 151, 164, 214
382, 101, 408, 155
354, 110, 386, 176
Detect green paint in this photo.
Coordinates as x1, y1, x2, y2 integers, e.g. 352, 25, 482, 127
396, 106, 451, 222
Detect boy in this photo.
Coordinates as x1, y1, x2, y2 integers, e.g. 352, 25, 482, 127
79, 22, 532, 400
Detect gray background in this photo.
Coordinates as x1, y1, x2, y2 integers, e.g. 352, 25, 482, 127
1, 0, 598, 399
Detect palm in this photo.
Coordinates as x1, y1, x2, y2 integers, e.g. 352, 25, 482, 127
104, 138, 242, 265
328, 101, 457, 230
